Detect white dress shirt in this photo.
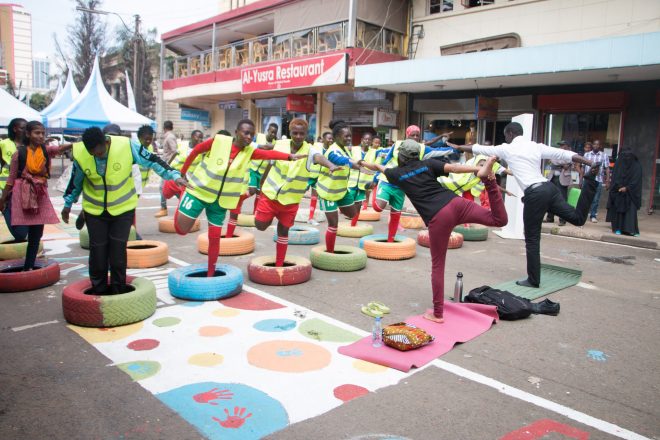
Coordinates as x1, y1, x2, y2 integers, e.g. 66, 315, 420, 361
473, 137, 576, 191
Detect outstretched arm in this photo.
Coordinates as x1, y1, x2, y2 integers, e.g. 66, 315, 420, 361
312, 152, 340, 172
444, 163, 480, 174
361, 162, 386, 174
447, 141, 473, 153
571, 155, 593, 167
423, 131, 453, 146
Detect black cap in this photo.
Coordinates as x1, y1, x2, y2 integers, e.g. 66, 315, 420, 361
103, 124, 122, 135
557, 140, 568, 146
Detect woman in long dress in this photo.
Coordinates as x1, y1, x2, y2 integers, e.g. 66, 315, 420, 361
606, 147, 642, 236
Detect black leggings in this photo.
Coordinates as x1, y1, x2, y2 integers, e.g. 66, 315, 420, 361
3, 198, 43, 270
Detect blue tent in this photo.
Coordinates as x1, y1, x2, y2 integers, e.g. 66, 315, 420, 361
41, 69, 79, 122
47, 57, 154, 132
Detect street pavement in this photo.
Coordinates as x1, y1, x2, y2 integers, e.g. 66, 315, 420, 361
1, 174, 659, 440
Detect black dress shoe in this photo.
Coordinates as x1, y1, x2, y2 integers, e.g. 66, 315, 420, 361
516, 278, 540, 288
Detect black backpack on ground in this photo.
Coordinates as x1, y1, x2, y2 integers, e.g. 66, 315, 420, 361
464, 286, 534, 320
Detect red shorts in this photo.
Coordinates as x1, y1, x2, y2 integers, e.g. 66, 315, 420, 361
255, 196, 299, 228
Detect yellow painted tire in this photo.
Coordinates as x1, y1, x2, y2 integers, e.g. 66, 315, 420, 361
361, 235, 416, 260
237, 214, 255, 227
159, 216, 200, 233
126, 240, 169, 269
358, 209, 381, 221
399, 215, 425, 229
197, 230, 255, 256
0, 240, 43, 261
337, 222, 374, 238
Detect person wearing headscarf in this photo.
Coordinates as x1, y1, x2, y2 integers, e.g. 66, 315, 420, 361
606, 148, 642, 236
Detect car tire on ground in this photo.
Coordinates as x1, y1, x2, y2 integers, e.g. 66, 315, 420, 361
237, 214, 255, 227
359, 234, 416, 260
399, 215, 425, 229
126, 240, 169, 268
310, 245, 367, 272
159, 216, 200, 233
0, 259, 60, 292
197, 230, 255, 256
247, 255, 312, 286
272, 226, 320, 245
168, 263, 243, 301
80, 226, 136, 250
337, 222, 374, 238
62, 276, 156, 327
358, 209, 381, 221
453, 224, 489, 241
0, 240, 43, 261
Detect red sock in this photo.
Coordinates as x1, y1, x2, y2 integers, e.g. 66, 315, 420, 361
227, 194, 248, 237
371, 184, 378, 206
308, 194, 318, 220
362, 199, 368, 210
388, 211, 401, 242
225, 217, 237, 238
350, 207, 361, 227
207, 225, 222, 277
275, 235, 288, 267
325, 226, 337, 253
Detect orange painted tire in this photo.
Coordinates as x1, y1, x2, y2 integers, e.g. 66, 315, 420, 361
247, 255, 312, 286
337, 222, 373, 238
126, 240, 169, 269
358, 209, 381, 221
197, 230, 255, 256
361, 235, 416, 260
159, 216, 200, 233
417, 230, 464, 249
399, 215, 425, 229
237, 214, 255, 227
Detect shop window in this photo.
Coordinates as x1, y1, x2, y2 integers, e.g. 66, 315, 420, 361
544, 112, 621, 157
430, 0, 454, 14
440, 33, 520, 56
356, 21, 383, 52
461, 0, 495, 7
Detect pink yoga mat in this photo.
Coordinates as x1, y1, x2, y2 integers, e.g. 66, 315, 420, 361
338, 302, 499, 372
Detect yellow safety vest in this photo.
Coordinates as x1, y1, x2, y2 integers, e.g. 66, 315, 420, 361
249, 133, 271, 174
188, 134, 256, 209
73, 137, 137, 216
308, 142, 324, 179
261, 141, 312, 205
348, 147, 378, 190
171, 141, 202, 174
0, 138, 17, 191
439, 155, 501, 196
138, 143, 154, 187
378, 140, 424, 184
316, 143, 351, 201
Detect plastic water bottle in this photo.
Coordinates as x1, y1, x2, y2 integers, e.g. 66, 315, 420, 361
454, 272, 464, 303
372, 317, 383, 348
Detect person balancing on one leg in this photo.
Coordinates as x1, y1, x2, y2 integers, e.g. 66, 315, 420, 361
451, 122, 600, 288
363, 140, 507, 323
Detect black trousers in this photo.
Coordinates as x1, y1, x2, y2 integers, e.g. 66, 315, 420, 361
522, 178, 597, 286
3, 198, 44, 270
86, 209, 135, 294
545, 175, 568, 221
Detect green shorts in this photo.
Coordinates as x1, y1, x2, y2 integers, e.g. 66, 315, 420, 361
376, 183, 405, 211
306, 177, 318, 190
319, 191, 355, 212
348, 187, 366, 202
249, 169, 262, 188
178, 191, 227, 227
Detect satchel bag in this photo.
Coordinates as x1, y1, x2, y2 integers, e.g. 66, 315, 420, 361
382, 322, 434, 351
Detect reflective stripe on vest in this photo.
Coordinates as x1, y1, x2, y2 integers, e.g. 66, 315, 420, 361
171, 141, 202, 174
0, 138, 17, 191
250, 133, 270, 174
138, 144, 154, 186
188, 135, 256, 209
261, 141, 310, 205
316, 143, 351, 201
378, 140, 424, 184
73, 137, 137, 216
348, 147, 377, 190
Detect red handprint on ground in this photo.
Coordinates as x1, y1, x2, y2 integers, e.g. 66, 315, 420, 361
192, 388, 233, 405
212, 407, 252, 429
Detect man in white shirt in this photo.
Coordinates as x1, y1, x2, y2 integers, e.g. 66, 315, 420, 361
451, 122, 599, 288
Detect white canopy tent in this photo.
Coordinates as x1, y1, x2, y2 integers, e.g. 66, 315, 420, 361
0, 88, 42, 126
41, 69, 79, 121
47, 57, 154, 132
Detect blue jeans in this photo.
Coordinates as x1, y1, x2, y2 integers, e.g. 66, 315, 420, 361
589, 182, 602, 219
3, 198, 29, 241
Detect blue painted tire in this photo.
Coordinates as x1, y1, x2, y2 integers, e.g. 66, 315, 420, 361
358, 234, 408, 249
272, 225, 320, 245
168, 263, 243, 301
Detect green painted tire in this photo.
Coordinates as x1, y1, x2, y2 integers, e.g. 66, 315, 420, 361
453, 224, 488, 241
337, 222, 373, 238
62, 276, 156, 327
80, 226, 136, 249
0, 240, 43, 260
310, 245, 367, 272
237, 214, 255, 227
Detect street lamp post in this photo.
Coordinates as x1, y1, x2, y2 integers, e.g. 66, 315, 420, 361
75, 6, 144, 114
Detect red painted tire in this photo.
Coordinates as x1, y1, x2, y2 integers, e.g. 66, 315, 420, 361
417, 230, 430, 248
417, 230, 464, 249
0, 259, 60, 293
247, 255, 312, 286
62, 276, 156, 327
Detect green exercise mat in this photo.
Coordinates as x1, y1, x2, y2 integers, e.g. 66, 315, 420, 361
493, 263, 582, 300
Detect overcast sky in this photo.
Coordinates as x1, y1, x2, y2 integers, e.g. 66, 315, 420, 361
21, 0, 218, 61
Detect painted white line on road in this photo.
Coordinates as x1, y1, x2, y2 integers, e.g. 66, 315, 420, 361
12, 320, 59, 332
168, 255, 191, 267
432, 359, 651, 440
577, 282, 598, 290
60, 263, 86, 276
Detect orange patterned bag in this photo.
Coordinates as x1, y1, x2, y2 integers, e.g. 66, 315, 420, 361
382, 322, 434, 351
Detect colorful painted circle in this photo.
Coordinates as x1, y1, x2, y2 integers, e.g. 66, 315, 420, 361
218, 291, 285, 311
247, 340, 331, 373
199, 326, 231, 337
188, 352, 224, 367
157, 382, 288, 440
298, 318, 361, 342
152, 317, 181, 327
352, 359, 388, 373
212, 308, 241, 317
117, 360, 161, 381
253, 319, 297, 332
182, 301, 204, 308
68, 321, 143, 343
333, 384, 369, 402
127, 338, 160, 351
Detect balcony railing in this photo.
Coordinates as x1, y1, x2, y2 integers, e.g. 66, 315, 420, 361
165, 20, 403, 80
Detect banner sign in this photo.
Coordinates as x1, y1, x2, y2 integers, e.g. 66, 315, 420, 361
373, 108, 398, 128
242, 53, 347, 94
475, 96, 498, 121
286, 95, 315, 113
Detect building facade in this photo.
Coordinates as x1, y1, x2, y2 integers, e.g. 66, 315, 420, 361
32, 57, 49, 90
0, 3, 33, 93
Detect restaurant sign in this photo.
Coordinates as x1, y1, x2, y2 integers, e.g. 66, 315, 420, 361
241, 53, 347, 94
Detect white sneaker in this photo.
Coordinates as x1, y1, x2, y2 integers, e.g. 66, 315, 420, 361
307, 219, 319, 226
590, 217, 598, 223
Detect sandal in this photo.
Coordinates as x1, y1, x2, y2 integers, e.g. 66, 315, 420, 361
361, 305, 383, 318
368, 301, 390, 314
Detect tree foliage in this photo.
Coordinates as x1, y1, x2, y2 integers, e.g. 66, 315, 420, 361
29, 92, 54, 111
